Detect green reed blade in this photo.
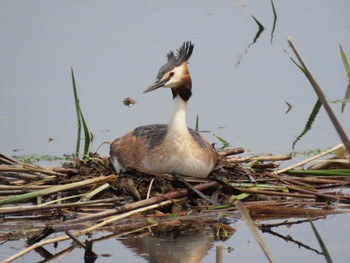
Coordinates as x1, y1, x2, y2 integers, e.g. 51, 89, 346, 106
79, 107, 91, 158
292, 100, 321, 149
286, 169, 350, 176
339, 45, 350, 113
71, 67, 81, 157
340, 45, 350, 79
71, 67, 91, 159
213, 134, 229, 149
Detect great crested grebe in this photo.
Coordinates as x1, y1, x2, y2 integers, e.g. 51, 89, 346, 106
110, 41, 217, 178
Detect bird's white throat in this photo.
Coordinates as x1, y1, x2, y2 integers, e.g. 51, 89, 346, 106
167, 95, 189, 136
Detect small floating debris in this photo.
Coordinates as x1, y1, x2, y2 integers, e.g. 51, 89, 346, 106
285, 101, 292, 114
123, 97, 137, 107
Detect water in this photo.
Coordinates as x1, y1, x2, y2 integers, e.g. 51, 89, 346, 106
1, 0, 350, 262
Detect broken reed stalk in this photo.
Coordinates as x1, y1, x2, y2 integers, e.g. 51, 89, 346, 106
275, 143, 344, 174
65, 231, 86, 249
2, 198, 186, 263
216, 244, 223, 263
80, 182, 110, 202
235, 201, 275, 263
287, 37, 350, 159
217, 147, 245, 157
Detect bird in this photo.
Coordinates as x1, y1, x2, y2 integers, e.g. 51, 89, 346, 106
110, 41, 217, 178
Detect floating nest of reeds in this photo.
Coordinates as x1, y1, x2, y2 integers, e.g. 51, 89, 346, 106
0, 145, 349, 262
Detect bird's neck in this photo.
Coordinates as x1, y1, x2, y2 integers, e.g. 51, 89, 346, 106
168, 95, 189, 134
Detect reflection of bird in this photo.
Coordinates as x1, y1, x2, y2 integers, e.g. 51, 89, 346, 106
110, 42, 217, 178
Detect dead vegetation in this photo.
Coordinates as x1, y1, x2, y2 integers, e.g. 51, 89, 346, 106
0, 145, 349, 262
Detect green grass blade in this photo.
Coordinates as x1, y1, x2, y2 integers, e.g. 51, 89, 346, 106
71, 67, 91, 159
79, 107, 91, 158
195, 114, 199, 132
290, 57, 306, 75
292, 100, 321, 149
341, 85, 350, 113
71, 67, 82, 157
339, 45, 350, 113
340, 44, 350, 79
309, 220, 333, 263
213, 134, 229, 149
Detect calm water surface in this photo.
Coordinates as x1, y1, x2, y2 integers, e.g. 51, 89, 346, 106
1, 0, 350, 262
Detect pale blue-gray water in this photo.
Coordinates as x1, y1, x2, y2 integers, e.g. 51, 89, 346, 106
1, 0, 349, 262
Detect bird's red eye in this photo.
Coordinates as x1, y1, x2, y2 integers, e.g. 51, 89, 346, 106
169, 72, 175, 77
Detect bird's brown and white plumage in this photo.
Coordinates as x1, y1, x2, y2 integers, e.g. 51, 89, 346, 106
110, 42, 217, 178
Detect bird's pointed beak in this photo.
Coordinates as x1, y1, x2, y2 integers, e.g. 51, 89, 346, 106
143, 78, 168, 93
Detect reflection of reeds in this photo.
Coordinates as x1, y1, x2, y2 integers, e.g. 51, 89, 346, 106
235, 0, 278, 66
270, 0, 277, 43
235, 0, 265, 67
71, 67, 91, 159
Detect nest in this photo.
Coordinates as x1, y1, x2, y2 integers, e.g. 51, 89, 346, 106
0, 146, 349, 262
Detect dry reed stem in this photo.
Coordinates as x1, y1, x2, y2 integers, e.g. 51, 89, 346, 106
216, 244, 223, 263
80, 182, 110, 202
227, 154, 291, 163
283, 184, 350, 202
235, 201, 275, 263
217, 147, 245, 156
275, 143, 344, 174
0, 164, 65, 176
0, 185, 50, 190
0, 175, 116, 205
0, 198, 118, 215
288, 37, 350, 158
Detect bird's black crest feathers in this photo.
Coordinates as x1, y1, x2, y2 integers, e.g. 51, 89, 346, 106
156, 41, 194, 79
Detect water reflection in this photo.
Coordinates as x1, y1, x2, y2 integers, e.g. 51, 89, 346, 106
259, 217, 326, 256
120, 229, 215, 263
